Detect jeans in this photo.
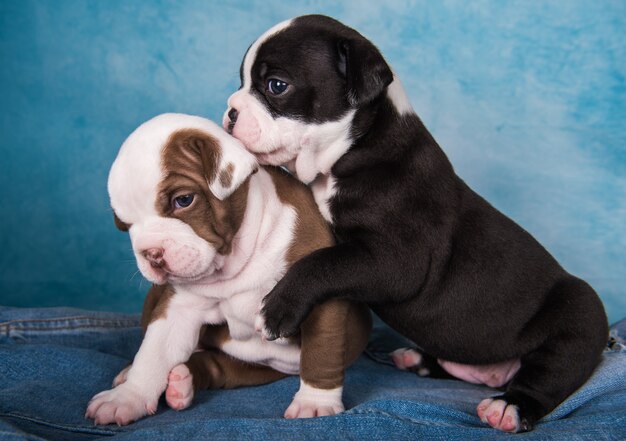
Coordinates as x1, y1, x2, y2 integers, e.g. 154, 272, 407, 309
0, 306, 624, 441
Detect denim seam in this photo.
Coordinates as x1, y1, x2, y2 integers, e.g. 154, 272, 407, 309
0, 316, 140, 326
2, 324, 140, 333
0, 317, 140, 335
0, 412, 124, 435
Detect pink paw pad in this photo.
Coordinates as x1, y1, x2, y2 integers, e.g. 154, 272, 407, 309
477, 398, 521, 433
390, 348, 430, 376
390, 348, 422, 370
165, 364, 194, 411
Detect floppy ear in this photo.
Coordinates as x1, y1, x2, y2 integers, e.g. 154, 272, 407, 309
337, 38, 393, 107
194, 133, 258, 201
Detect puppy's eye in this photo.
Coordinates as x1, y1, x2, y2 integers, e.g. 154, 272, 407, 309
267, 78, 289, 95
173, 194, 194, 209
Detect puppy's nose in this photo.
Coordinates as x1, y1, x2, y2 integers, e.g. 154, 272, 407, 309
143, 248, 165, 268
226, 108, 238, 134
228, 108, 238, 123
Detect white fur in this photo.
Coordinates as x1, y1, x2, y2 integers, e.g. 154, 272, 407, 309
284, 380, 344, 418
91, 115, 343, 424
387, 75, 414, 116
86, 304, 205, 425
108, 114, 257, 285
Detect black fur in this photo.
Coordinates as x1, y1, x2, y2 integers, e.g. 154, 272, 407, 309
241, 15, 609, 431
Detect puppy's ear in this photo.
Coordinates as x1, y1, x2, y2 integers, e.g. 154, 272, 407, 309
337, 37, 393, 107
113, 212, 129, 232
194, 132, 258, 201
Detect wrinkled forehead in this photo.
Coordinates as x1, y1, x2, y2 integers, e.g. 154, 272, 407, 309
107, 114, 225, 223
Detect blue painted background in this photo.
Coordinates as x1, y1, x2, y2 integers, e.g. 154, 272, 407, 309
1, 1, 624, 323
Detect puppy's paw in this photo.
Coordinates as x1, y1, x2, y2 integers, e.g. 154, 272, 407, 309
112, 365, 131, 387
284, 383, 344, 419
252, 313, 286, 344
390, 348, 431, 376
284, 399, 344, 418
86, 383, 157, 426
477, 398, 521, 433
261, 286, 311, 340
165, 364, 194, 411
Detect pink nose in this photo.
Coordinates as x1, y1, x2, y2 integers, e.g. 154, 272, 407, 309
142, 248, 165, 268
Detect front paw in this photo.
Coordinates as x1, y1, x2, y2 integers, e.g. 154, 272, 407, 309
254, 313, 291, 345
284, 384, 344, 419
261, 287, 311, 340
86, 383, 157, 426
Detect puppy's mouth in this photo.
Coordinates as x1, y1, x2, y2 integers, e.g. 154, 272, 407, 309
227, 120, 235, 135
146, 259, 223, 284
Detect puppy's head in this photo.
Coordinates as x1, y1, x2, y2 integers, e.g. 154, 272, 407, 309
224, 15, 396, 182
108, 113, 258, 285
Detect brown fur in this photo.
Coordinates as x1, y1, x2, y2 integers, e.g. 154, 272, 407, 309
265, 166, 334, 265
158, 129, 249, 255
141, 284, 175, 330
219, 162, 235, 188
267, 165, 371, 389
300, 300, 371, 389
186, 350, 288, 390
125, 135, 370, 401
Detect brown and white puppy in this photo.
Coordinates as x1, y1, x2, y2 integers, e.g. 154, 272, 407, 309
85, 113, 371, 425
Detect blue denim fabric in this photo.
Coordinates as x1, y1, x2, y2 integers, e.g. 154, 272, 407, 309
0, 307, 624, 441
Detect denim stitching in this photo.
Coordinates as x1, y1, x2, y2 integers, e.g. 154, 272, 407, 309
0, 316, 140, 327
0, 317, 140, 337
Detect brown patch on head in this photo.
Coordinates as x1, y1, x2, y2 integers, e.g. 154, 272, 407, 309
219, 162, 235, 188
113, 211, 130, 232
157, 129, 249, 255
265, 166, 334, 265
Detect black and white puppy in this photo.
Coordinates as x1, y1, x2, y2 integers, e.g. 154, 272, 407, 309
223, 15, 608, 433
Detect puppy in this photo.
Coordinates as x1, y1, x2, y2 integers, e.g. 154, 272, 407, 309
85, 113, 371, 425
223, 15, 608, 432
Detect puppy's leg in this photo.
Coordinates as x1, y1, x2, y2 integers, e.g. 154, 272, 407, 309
477, 277, 607, 433
288, 299, 371, 418
111, 284, 172, 389
165, 349, 288, 410
86, 292, 205, 426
